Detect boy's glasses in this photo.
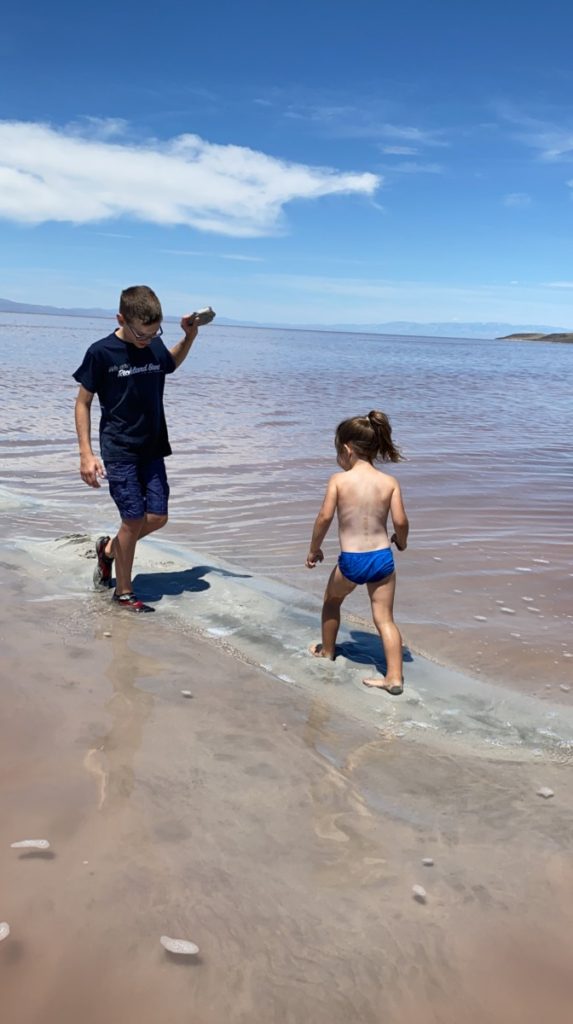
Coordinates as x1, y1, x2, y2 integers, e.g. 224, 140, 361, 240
126, 322, 163, 342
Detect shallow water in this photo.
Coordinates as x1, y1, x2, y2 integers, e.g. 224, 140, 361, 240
1, 311, 572, 693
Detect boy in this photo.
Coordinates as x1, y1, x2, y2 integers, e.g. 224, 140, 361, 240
305, 411, 409, 694
73, 285, 209, 612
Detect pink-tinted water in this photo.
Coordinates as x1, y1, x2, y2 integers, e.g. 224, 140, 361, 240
1, 312, 572, 693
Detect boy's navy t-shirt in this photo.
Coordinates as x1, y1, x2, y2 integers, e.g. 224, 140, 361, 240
73, 332, 176, 464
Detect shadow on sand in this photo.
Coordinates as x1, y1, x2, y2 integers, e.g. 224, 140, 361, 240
132, 564, 252, 604
337, 629, 414, 675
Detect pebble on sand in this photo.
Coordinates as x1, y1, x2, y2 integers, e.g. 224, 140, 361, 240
422, 858, 434, 867
0, 922, 10, 942
537, 787, 554, 799
412, 885, 427, 904
560, 685, 571, 693
10, 839, 50, 850
180, 690, 193, 698
474, 615, 487, 622
103, 632, 112, 637
160, 935, 199, 955
500, 607, 516, 614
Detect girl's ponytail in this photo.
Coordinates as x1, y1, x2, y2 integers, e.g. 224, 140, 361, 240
367, 410, 403, 463
335, 411, 403, 463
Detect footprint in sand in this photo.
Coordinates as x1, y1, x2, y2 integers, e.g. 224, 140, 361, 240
314, 813, 351, 843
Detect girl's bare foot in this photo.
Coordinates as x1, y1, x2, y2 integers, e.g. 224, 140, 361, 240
309, 643, 335, 661
362, 677, 404, 695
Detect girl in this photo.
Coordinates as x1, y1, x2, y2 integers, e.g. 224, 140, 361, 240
305, 410, 409, 695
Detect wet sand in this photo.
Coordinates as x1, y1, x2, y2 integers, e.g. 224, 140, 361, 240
2, 543, 573, 1023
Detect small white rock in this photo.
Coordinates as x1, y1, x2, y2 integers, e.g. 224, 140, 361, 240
537, 787, 554, 800
0, 922, 10, 942
160, 935, 199, 955
474, 615, 487, 622
103, 631, 112, 637
11, 839, 50, 850
412, 885, 427, 904
422, 857, 434, 867
500, 607, 515, 614
560, 685, 571, 693
180, 690, 193, 698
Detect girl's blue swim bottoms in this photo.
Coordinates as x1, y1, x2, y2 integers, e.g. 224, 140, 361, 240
338, 547, 395, 585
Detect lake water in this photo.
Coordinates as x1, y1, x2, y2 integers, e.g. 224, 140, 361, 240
1, 311, 572, 694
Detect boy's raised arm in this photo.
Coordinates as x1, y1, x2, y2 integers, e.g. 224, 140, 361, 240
169, 314, 202, 369
390, 480, 409, 551
305, 476, 338, 568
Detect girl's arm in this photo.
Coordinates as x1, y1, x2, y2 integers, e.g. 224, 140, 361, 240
306, 477, 338, 568
389, 480, 409, 551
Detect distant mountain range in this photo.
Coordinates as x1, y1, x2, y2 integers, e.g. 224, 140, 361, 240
0, 297, 567, 340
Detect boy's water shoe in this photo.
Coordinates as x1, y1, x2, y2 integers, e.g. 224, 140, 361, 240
93, 535, 114, 590
112, 591, 155, 613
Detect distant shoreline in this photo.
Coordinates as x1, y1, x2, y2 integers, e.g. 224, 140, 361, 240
498, 332, 573, 343
1, 297, 568, 341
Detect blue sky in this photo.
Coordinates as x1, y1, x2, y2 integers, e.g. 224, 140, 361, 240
1, 0, 572, 326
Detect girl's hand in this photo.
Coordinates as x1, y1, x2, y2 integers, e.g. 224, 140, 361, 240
391, 533, 406, 551
305, 549, 324, 569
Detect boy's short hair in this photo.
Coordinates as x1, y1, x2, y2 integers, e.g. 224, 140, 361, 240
119, 285, 163, 325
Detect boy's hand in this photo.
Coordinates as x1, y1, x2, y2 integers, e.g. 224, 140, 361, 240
180, 314, 200, 338
80, 454, 105, 488
305, 549, 324, 569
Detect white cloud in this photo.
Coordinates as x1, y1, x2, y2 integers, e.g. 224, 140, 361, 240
499, 106, 573, 161
220, 253, 264, 262
382, 145, 418, 155
544, 281, 573, 288
282, 103, 448, 147
0, 120, 379, 237
386, 161, 444, 174
377, 123, 448, 146
503, 192, 532, 207
250, 272, 573, 323
159, 249, 207, 256
159, 249, 263, 262
70, 116, 129, 140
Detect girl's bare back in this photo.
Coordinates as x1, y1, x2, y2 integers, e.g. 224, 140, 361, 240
335, 462, 398, 552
